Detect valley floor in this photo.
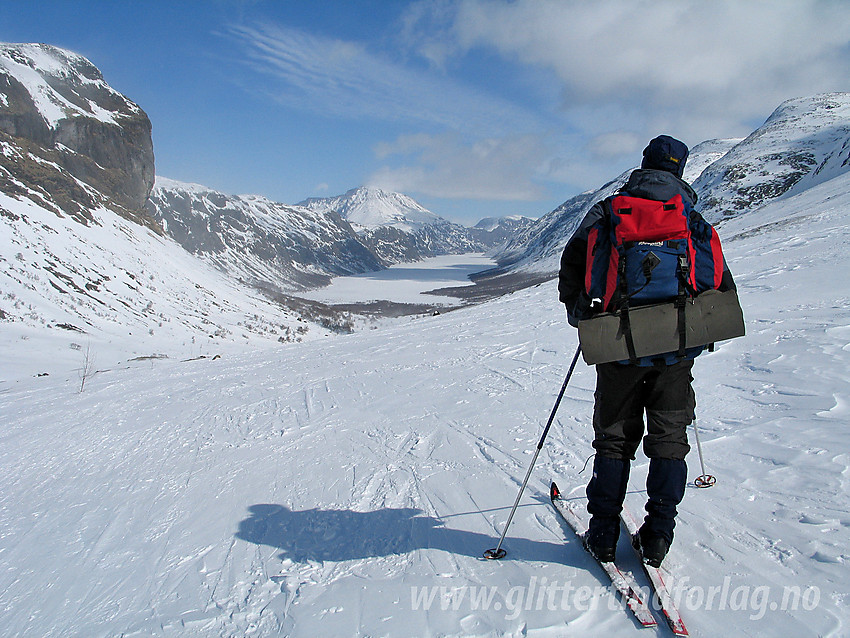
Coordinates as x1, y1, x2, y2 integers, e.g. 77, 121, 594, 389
295, 253, 498, 306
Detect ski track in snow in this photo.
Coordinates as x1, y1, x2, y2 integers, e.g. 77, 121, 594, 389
2, 176, 850, 636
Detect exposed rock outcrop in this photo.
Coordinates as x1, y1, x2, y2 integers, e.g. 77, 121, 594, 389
0, 43, 155, 223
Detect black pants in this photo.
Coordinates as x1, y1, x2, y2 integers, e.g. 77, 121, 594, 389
592, 360, 695, 460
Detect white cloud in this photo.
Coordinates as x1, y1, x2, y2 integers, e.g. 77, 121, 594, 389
587, 132, 642, 160
450, 0, 850, 140
368, 133, 548, 200
396, 0, 461, 70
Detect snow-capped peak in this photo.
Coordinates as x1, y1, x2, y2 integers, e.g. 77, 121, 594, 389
299, 186, 444, 232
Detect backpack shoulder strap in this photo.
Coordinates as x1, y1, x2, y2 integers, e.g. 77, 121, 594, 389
584, 199, 620, 311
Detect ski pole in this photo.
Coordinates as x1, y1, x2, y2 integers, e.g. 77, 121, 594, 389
692, 420, 716, 488
484, 344, 582, 560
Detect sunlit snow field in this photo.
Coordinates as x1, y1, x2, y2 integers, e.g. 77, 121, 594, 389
1, 175, 849, 637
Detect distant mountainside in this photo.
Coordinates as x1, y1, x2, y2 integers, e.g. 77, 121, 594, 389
467, 215, 536, 246
148, 181, 532, 292
146, 178, 384, 292
300, 186, 512, 264
490, 93, 850, 278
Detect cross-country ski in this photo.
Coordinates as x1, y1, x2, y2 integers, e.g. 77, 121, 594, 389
622, 505, 689, 636
549, 482, 657, 628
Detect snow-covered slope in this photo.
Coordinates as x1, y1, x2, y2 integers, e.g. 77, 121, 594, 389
146, 177, 385, 292
694, 93, 850, 222
0, 182, 330, 381
1, 168, 848, 637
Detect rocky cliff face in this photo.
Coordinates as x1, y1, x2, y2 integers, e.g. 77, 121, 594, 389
0, 43, 155, 223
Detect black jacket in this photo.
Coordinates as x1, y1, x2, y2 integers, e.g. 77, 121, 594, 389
558, 169, 735, 327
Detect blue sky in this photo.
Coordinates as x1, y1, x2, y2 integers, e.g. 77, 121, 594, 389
2, 1, 849, 224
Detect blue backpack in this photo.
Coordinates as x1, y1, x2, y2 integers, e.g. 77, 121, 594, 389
584, 193, 725, 363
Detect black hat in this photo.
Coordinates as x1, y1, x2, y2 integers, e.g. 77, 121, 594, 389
641, 135, 688, 178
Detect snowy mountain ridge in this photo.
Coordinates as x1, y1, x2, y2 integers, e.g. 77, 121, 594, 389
0, 42, 141, 128
300, 186, 442, 232
146, 178, 384, 292
149, 179, 534, 292
298, 185, 525, 265
694, 93, 850, 222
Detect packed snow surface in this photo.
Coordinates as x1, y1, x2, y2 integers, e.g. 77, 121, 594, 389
1, 174, 849, 636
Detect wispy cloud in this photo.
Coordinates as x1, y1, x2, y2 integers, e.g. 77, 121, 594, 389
227, 22, 543, 136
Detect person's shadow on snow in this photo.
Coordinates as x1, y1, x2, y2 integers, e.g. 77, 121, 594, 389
235, 502, 570, 564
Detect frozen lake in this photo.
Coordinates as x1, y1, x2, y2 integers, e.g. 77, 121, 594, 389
296, 253, 497, 306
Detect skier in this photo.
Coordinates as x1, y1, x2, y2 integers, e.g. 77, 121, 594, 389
558, 135, 736, 567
